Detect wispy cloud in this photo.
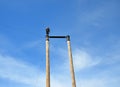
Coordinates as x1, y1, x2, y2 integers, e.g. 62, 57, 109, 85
0, 54, 43, 87
78, 78, 118, 87
49, 46, 100, 72
77, 64, 120, 87
73, 49, 100, 71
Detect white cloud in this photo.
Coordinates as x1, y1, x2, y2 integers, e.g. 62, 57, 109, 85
77, 66, 120, 87
78, 77, 120, 87
50, 47, 100, 71
73, 49, 100, 71
0, 54, 44, 87
51, 76, 69, 87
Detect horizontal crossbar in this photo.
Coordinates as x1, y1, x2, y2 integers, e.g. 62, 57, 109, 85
49, 36, 66, 38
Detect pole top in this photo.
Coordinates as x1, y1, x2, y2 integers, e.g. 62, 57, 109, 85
46, 27, 50, 35
66, 35, 70, 41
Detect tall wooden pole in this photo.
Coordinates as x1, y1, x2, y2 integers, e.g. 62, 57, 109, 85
67, 35, 76, 87
46, 28, 50, 87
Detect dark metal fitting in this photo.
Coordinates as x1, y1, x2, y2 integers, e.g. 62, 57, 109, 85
46, 35, 49, 41
46, 27, 50, 35
66, 35, 70, 41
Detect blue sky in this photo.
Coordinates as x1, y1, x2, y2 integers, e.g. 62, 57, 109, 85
0, 0, 120, 87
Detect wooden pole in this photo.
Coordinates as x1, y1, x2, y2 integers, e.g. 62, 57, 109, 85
67, 35, 76, 87
46, 28, 50, 87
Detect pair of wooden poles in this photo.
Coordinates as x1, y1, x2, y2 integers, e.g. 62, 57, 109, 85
45, 28, 76, 87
